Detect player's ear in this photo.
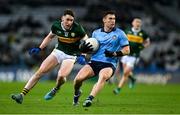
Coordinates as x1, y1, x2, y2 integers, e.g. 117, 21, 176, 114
61, 16, 64, 21
103, 17, 106, 23
131, 20, 134, 26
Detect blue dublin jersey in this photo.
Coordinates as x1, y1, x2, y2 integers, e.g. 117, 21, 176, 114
90, 28, 129, 68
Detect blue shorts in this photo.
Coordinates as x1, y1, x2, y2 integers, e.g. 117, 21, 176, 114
88, 60, 116, 76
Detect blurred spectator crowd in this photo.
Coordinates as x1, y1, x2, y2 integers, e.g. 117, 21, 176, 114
0, 0, 180, 72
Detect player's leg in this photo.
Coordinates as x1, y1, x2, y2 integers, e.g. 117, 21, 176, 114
44, 59, 75, 100
113, 64, 132, 94
128, 58, 139, 88
113, 56, 136, 94
11, 54, 58, 104
109, 60, 121, 84
83, 67, 113, 107
56, 59, 75, 88
73, 65, 94, 105
113, 60, 121, 83
128, 71, 136, 88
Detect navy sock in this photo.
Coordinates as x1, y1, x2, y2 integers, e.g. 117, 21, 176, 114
87, 95, 94, 101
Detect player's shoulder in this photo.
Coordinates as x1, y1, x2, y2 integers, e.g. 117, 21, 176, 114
115, 27, 123, 32
91, 27, 101, 34
73, 21, 82, 28
115, 27, 126, 34
51, 20, 61, 32
51, 20, 61, 30
52, 20, 60, 26
94, 28, 101, 32
124, 27, 131, 31
140, 29, 147, 34
140, 29, 149, 37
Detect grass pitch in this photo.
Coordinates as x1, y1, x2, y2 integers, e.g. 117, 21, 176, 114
0, 81, 180, 114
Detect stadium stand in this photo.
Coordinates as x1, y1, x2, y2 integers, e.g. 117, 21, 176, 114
0, 0, 179, 78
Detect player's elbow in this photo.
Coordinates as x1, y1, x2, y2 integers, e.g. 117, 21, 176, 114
125, 47, 130, 55
122, 46, 130, 55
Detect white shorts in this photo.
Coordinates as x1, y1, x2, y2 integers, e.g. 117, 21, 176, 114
51, 49, 76, 63
121, 55, 139, 68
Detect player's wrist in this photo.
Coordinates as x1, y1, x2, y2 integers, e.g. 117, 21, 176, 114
38, 47, 42, 50
115, 51, 123, 57
113, 52, 117, 56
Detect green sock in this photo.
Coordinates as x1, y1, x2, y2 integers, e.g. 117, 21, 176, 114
117, 87, 121, 91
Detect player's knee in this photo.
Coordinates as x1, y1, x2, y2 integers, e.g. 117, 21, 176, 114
99, 75, 109, 82
37, 65, 51, 75
35, 69, 47, 77
124, 71, 130, 77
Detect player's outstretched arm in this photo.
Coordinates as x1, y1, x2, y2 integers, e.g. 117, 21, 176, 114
39, 31, 56, 49
143, 38, 150, 48
29, 31, 55, 56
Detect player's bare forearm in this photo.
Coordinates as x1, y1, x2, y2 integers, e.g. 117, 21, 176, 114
143, 38, 150, 48
121, 45, 130, 55
39, 32, 55, 49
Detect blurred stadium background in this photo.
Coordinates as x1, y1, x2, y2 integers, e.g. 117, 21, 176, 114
0, 0, 180, 114
0, 0, 180, 84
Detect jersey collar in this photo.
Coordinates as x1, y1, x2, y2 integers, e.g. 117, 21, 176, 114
101, 27, 116, 33
132, 27, 141, 33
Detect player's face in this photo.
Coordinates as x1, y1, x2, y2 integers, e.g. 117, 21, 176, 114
61, 15, 74, 30
132, 19, 142, 30
103, 14, 116, 29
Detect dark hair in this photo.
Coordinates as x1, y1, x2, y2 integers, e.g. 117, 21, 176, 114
63, 9, 75, 17
132, 17, 142, 20
102, 10, 116, 18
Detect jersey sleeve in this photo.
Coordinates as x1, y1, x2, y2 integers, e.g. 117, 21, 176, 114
91, 30, 96, 38
124, 27, 131, 34
51, 23, 56, 35
143, 30, 150, 40
119, 30, 129, 47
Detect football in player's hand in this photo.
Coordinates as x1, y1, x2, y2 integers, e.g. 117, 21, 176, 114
79, 38, 99, 54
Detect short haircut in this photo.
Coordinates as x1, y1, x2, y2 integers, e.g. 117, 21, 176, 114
63, 9, 75, 17
133, 17, 142, 20
102, 10, 116, 18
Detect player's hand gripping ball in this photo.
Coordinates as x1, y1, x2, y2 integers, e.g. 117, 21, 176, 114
79, 38, 99, 54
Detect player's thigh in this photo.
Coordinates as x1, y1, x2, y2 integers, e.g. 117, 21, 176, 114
39, 54, 58, 73
75, 65, 95, 81
99, 67, 113, 81
58, 59, 75, 77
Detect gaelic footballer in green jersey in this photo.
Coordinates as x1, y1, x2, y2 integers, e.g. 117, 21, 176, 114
51, 20, 87, 55
11, 9, 91, 104
113, 18, 150, 94
125, 27, 149, 57
125, 18, 150, 57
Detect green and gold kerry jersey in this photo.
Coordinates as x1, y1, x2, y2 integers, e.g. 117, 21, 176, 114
51, 20, 86, 55
124, 28, 149, 57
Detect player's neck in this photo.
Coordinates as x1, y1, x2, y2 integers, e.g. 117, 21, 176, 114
103, 27, 114, 33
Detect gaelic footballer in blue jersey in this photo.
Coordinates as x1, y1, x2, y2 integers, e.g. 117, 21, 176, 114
72, 11, 130, 107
